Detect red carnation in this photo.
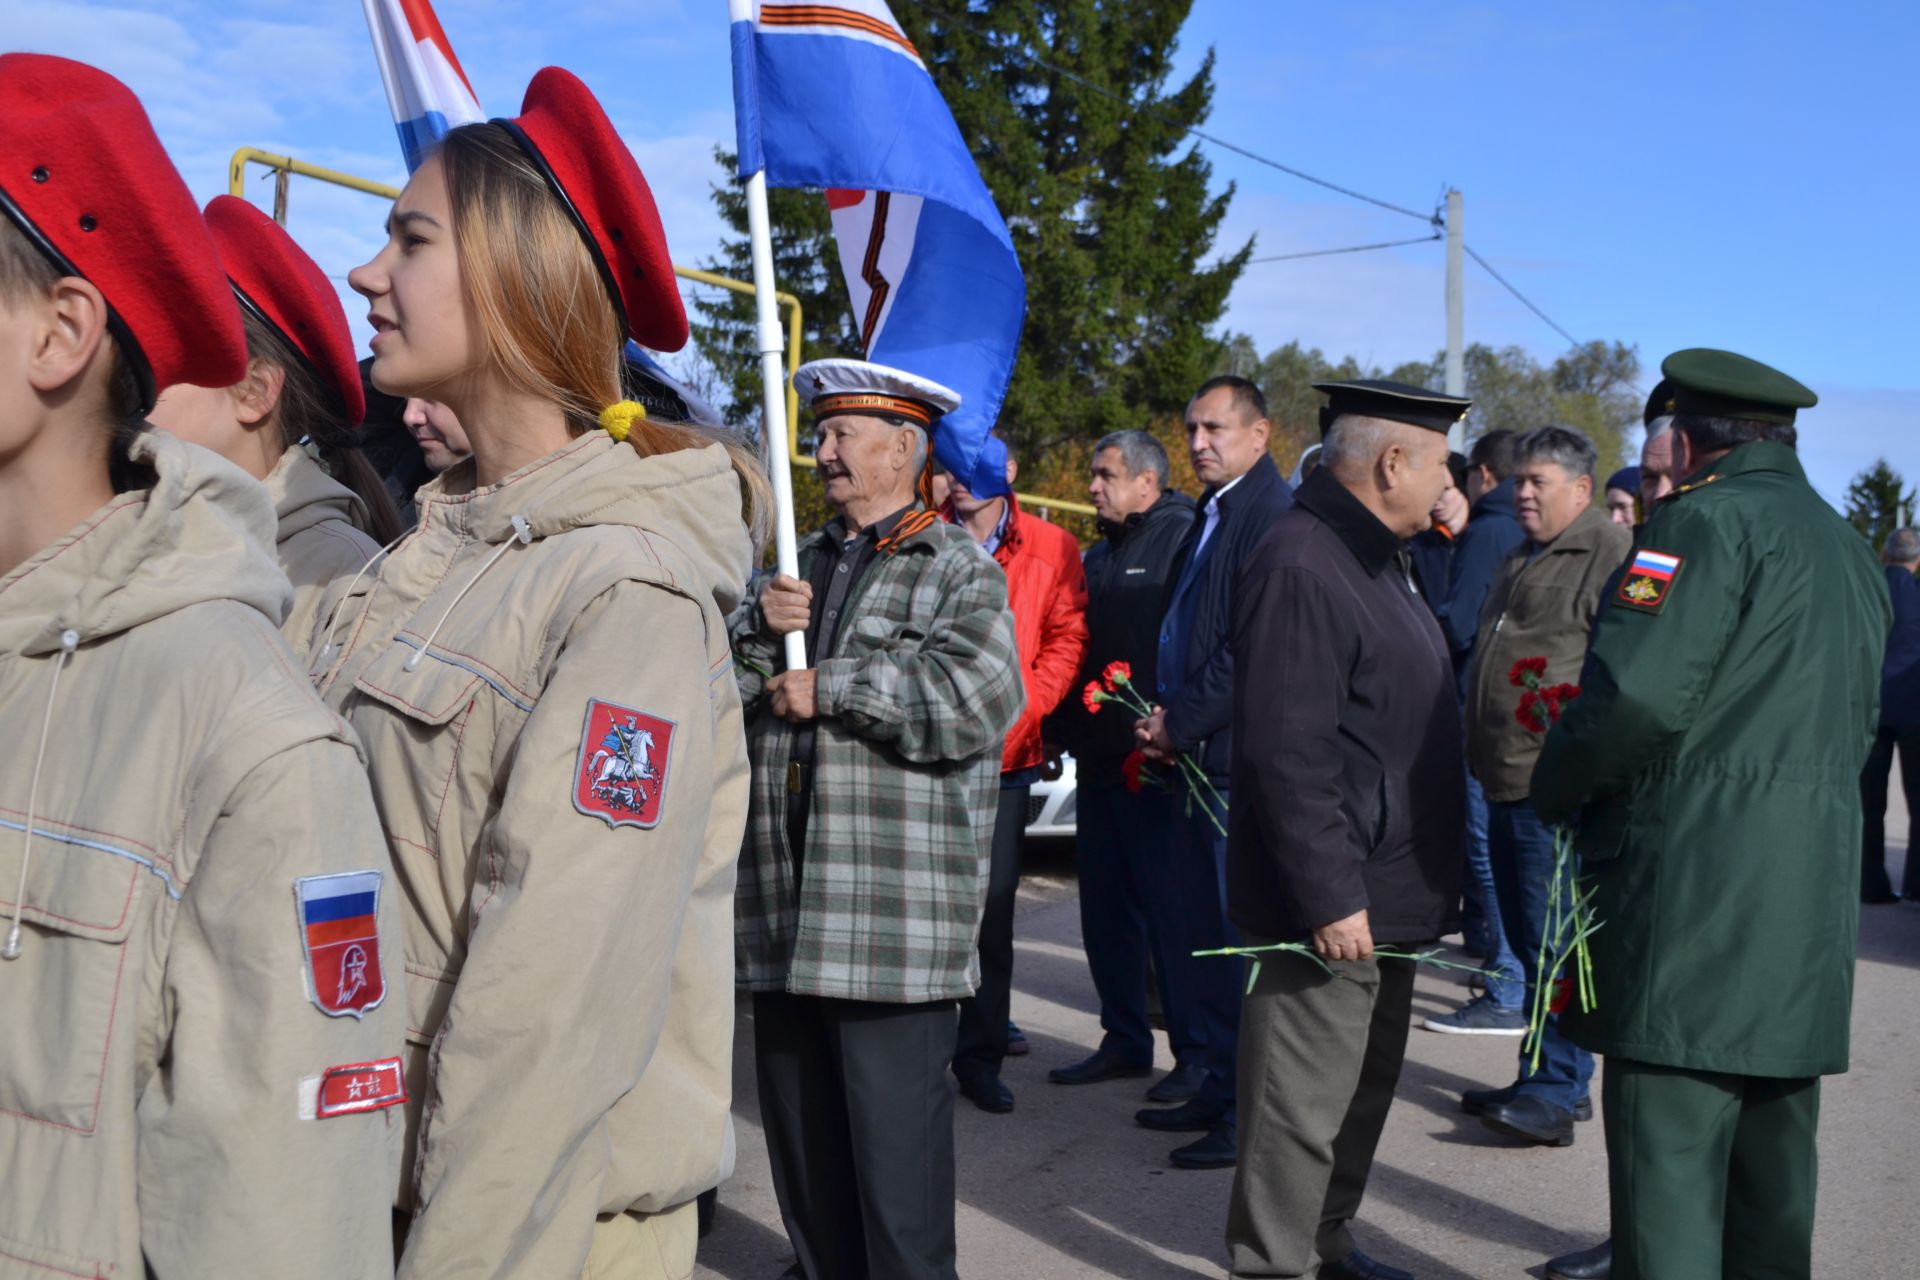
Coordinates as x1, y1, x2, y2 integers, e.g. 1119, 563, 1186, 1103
1549, 975, 1574, 1014
1515, 690, 1547, 733
1508, 656, 1549, 689
1122, 750, 1148, 794
1103, 660, 1134, 690
1082, 681, 1108, 715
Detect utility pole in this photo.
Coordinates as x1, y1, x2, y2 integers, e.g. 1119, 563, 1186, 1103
1444, 188, 1465, 451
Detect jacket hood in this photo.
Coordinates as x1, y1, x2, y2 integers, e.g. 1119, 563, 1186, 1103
268, 446, 369, 544
424, 432, 754, 616
1471, 477, 1518, 521
0, 430, 291, 657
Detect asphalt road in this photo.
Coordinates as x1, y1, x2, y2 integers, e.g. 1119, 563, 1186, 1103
696, 793, 1920, 1279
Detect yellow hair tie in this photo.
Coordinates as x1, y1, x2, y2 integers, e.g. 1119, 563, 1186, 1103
598, 399, 647, 442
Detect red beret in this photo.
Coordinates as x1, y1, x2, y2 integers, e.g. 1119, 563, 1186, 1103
0, 54, 246, 410
494, 67, 687, 352
203, 196, 366, 426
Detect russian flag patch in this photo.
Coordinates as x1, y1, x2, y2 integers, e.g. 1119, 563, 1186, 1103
1617, 548, 1684, 612
294, 871, 388, 1019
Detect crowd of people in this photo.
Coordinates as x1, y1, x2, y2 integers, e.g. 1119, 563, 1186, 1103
0, 50, 1898, 1280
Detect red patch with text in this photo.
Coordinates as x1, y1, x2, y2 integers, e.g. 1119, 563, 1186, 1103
573, 699, 677, 829
317, 1057, 407, 1119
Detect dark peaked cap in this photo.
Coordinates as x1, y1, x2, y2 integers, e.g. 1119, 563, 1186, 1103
1661, 348, 1816, 426
1313, 379, 1472, 437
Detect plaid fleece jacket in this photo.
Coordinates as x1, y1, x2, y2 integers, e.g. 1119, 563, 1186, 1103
733, 514, 1024, 1003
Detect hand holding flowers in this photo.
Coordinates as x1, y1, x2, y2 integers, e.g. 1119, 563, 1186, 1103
1084, 662, 1226, 836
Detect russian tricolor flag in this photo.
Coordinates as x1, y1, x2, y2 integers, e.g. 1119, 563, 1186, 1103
1629, 549, 1682, 582
361, 0, 486, 173
731, 0, 1026, 479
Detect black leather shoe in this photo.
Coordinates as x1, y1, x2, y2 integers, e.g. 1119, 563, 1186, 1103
1863, 890, 1900, 904
1145, 1061, 1207, 1103
1048, 1049, 1152, 1086
1545, 1239, 1611, 1279
1134, 1097, 1227, 1132
1320, 1247, 1415, 1280
1462, 1085, 1593, 1122
1169, 1122, 1236, 1169
1481, 1094, 1576, 1146
956, 1072, 1014, 1114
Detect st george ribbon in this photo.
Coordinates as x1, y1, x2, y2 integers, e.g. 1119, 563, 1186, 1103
729, 0, 1027, 483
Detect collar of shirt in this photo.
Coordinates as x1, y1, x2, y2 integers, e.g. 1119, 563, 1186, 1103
1202, 469, 1249, 518
1292, 468, 1404, 578
980, 499, 1013, 556
827, 503, 916, 549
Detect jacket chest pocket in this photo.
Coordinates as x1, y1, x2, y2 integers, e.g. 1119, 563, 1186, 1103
349, 640, 520, 860
0, 829, 148, 1132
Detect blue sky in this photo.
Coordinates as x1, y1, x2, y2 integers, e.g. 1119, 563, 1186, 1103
8, 0, 1915, 502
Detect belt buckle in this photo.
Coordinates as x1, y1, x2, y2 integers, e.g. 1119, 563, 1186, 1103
787, 761, 805, 795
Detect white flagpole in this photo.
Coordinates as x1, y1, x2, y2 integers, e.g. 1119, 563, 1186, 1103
731, 0, 807, 673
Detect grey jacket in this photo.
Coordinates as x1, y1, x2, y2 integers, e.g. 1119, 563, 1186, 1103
1466, 501, 1631, 802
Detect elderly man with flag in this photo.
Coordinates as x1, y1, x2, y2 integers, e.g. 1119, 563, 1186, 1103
732, 359, 1023, 1280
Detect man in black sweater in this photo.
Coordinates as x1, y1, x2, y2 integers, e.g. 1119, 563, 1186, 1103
1051, 431, 1198, 1100
1134, 376, 1294, 1169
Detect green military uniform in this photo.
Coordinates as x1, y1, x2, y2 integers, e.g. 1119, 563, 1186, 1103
1531, 350, 1890, 1280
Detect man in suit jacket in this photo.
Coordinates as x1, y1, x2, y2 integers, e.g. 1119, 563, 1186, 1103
1134, 375, 1294, 1169
1862, 526, 1920, 902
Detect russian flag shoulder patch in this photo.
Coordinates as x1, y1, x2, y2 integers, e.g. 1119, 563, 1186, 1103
294, 871, 388, 1019
1617, 548, 1684, 613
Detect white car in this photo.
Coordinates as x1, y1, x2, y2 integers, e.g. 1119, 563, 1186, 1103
1024, 753, 1078, 840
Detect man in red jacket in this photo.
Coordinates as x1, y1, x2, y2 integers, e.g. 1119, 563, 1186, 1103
944, 435, 1089, 1112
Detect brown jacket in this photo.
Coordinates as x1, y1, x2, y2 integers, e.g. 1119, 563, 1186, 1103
268, 446, 384, 651
1466, 501, 1631, 802
0, 432, 405, 1279
310, 433, 751, 1278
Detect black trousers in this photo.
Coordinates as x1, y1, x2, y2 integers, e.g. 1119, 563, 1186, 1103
1860, 724, 1920, 899
753, 991, 959, 1280
953, 785, 1029, 1080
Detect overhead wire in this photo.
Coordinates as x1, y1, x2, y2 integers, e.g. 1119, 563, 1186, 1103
1247, 234, 1440, 265
909, 1, 1586, 347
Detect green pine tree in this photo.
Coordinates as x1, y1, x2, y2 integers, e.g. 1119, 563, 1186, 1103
692, 0, 1247, 469
1844, 458, 1917, 552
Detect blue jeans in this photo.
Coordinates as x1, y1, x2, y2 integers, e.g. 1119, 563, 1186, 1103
1075, 785, 1197, 1065
1487, 797, 1594, 1110
1172, 787, 1240, 1121
1463, 774, 1524, 1009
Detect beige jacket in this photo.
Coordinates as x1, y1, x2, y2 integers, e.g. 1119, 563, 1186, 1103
0, 432, 406, 1280
309, 432, 752, 1278
268, 446, 385, 651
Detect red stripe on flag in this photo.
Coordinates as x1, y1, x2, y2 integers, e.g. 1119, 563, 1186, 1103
760, 6, 922, 58
306, 916, 378, 949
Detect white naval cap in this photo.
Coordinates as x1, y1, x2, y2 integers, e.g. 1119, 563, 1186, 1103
793, 357, 963, 427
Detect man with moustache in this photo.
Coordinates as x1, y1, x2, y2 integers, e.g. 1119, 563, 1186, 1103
1134, 375, 1293, 1169
1225, 381, 1469, 1280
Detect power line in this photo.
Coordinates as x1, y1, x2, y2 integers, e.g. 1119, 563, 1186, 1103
912, 2, 1436, 225
1463, 245, 1582, 348
910, 2, 1587, 348
1247, 233, 1440, 265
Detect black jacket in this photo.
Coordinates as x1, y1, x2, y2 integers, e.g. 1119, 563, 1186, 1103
1442, 478, 1525, 698
1058, 491, 1197, 784
1227, 468, 1464, 943
1882, 564, 1920, 729
1158, 453, 1294, 779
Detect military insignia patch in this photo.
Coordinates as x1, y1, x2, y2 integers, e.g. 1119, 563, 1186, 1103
574, 699, 676, 829
1616, 548, 1684, 613
294, 871, 388, 1019
309, 1057, 407, 1120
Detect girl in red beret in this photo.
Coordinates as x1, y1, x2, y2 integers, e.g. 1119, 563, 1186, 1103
0, 54, 405, 1277
312, 66, 767, 1278
148, 197, 405, 649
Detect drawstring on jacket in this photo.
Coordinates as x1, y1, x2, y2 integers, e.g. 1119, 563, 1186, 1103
3, 629, 79, 961
404, 515, 535, 672
315, 525, 413, 668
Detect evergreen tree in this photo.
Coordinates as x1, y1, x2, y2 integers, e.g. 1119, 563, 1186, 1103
692, 0, 1248, 465
1844, 458, 1916, 552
